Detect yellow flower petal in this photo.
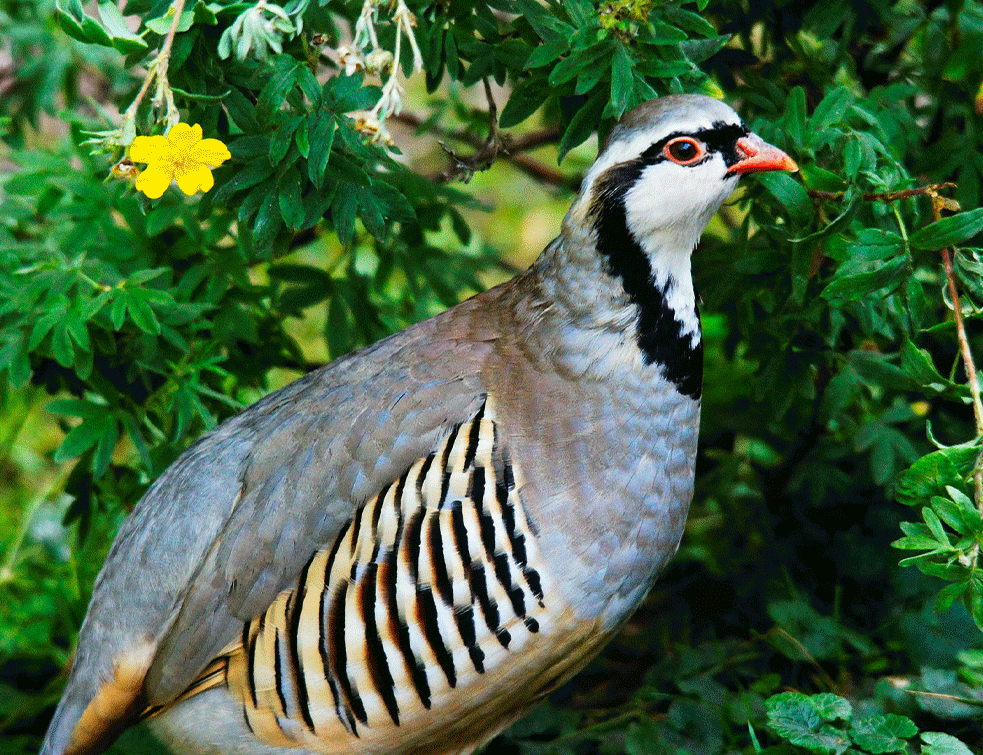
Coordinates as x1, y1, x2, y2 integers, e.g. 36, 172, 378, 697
129, 134, 170, 164
129, 124, 228, 197
134, 164, 173, 199
192, 138, 232, 167
167, 122, 203, 151
174, 164, 215, 196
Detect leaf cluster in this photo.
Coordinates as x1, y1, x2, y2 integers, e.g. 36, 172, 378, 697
2, 1, 983, 754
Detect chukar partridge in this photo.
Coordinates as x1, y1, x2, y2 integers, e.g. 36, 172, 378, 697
41, 94, 796, 755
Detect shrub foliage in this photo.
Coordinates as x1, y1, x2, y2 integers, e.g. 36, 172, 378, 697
1, 0, 982, 753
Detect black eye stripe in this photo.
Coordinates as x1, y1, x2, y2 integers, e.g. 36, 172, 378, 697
639, 120, 750, 167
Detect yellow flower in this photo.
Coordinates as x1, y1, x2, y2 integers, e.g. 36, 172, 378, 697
129, 123, 231, 199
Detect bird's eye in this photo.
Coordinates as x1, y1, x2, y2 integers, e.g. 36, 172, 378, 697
664, 137, 704, 165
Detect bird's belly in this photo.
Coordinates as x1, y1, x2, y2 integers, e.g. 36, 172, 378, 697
152, 585, 607, 755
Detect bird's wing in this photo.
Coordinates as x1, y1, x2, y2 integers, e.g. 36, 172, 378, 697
146, 339, 490, 703
211, 392, 606, 755
44, 302, 496, 755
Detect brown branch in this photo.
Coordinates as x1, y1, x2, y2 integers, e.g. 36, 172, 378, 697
930, 190, 983, 517
813, 180, 983, 515
808, 183, 957, 203
392, 111, 574, 188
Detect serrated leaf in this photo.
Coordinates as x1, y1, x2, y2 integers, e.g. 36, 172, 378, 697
848, 714, 916, 754
909, 208, 983, 250
664, 7, 718, 37
848, 228, 904, 260
811, 694, 852, 722
224, 88, 261, 132
922, 506, 950, 545
513, 0, 573, 41
254, 191, 282, 249
269, 116, 302, 165
766, 693, 851, 754
210, 161, 275, 205
51, 325, 74, 367
47, 399, 104, 419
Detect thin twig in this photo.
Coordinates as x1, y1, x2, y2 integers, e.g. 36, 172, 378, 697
808, 183, 957, 203
392, 111, 574, 187
930, 190, 983, 516
123, 0, 186, 130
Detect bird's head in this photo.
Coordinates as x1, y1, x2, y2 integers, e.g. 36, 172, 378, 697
571, 94, 797, 256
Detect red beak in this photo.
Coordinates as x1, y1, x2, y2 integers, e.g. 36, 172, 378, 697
728, 134, 798, 175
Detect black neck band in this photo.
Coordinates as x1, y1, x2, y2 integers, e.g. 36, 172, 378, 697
589, 163, 703, 399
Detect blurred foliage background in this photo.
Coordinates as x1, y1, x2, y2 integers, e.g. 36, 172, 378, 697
2, 0, 983, 753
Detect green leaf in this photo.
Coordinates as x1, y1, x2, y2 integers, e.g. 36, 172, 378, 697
500, 75, 550, 128
278, 168, 305, 229
791, 196, 857, 246
901, 338, 951, 392
224, 88, 261, 132
922, 506, 950, 545
525, 37, 569, 69
810, 694, 852, 722
256, 57, 300, 122
307, 116, 337, 187
269, 116, 302, 165
821, 256, 907, 301
785, 86, 807, 149
848, 714, 916, 754
562, 0, 593, 28
920, 732, 974, 755
847, 228, 904, 260
145, 10, 195, 35
332, 186, 359, 247
810, 87, 855, 134
125, 291, 160, 334
254, 191, 282, 249
54, 413, 115, 461
766, 693, 851, 754
909, 207, 983, 250
608, 44, 634, 120
97, 2, 149, 54
895, 446, 981, 507
513, 0, 573, 41
47, 399, 104, 419
549, 42, 611, 87
663, 7, 718, 37
54, 0, 89, 43
558, 90, 605, 162
756, 171, 812, 224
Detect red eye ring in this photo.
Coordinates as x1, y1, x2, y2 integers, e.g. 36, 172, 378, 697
664, 137, 705, 165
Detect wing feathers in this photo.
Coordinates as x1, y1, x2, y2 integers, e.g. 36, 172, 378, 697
192, 397, 605, 754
